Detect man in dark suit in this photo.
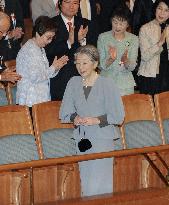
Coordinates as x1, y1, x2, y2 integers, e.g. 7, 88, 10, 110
19, 0, 31, 18
131, 0, 154, 35
77, 0, 100, 44
97, 0, 121, 33
0, 11, 21, 82
0, 0, 24, 61
45, 0, 96, 100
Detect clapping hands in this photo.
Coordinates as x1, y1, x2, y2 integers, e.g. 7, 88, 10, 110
1, 69, 21, 83
52, 55, 69, 70
106, 46, 117, 67
120, 49, 128, 66
8, 27, 24, 40
109, 46, 117, 61
158, 25, 169, 47
78, 25, 88, 43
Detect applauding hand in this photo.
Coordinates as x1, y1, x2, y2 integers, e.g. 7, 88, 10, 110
1, 69, 21, 83
8, 27, 24, 40
120, 49, 128, 67
158, 26, 168, 47
78, 25, 88, 44
106, 46, 117, 67
52, 55, 69, 70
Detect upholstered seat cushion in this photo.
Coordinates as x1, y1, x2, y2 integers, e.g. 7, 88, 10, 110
0, 88, 8, 106
163, 119, 169, 144
124, 121, 162, 149
0, 86, 16, 106
41, 128, 77, 158
0, 134, 39, 164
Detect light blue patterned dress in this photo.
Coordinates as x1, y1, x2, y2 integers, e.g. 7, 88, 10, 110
60, 75, 124, 196
97, 31, 139, 96
16, 39, 58, 107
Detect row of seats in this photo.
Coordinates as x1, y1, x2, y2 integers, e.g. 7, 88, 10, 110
0, 92, 169, 165
120, 93, 169, 149
0, 101, 76, 165
0, 93, 169, 204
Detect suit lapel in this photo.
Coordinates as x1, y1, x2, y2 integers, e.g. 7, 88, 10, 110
58, 15, 69, 39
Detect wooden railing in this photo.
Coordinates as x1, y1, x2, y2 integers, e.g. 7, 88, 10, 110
1, 144, 169, 204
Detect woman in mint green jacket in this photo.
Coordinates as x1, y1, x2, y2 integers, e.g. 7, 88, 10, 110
97, 6, 139, 96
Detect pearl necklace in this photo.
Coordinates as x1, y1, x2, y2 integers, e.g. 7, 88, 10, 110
83, 72, 98, 88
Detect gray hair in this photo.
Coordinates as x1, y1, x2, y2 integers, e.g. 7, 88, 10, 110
75, 45, 99, 63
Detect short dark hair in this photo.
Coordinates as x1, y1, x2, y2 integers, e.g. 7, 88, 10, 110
111, 5, 132, 25
58, 0, 63, 10
58, 0, 80, 10
32, 16, 57, 37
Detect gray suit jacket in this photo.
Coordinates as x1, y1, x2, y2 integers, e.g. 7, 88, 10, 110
31, 0, 57, 23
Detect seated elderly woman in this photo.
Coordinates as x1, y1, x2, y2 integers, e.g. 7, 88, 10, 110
97, 6, 139, 96
16, 16, 68, 107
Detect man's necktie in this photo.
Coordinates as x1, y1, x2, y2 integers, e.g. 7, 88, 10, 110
67, 22, 72, 32
80, 0, 88, 19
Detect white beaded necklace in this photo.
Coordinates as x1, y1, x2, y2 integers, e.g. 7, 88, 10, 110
83, 72, 98, 88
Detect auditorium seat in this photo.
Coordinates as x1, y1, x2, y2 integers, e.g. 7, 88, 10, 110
32, 101, 76, 159
0, 105, 39, 164
154, 91, 169, 144
120, 94, 164, 149
32, 101, 80, 201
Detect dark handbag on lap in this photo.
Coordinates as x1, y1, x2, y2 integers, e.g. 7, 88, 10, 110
78, 126, 92, 152
78, 138, 92, 152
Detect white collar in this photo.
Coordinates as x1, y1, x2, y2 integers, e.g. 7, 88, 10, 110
61, 13, 74, 26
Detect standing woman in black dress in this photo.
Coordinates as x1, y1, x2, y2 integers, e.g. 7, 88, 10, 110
138, 0, 169, 95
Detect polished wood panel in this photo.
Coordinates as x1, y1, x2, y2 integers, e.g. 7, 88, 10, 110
35, 188, 169, 205
33, 164, 80, 203
0, 105, 34, 137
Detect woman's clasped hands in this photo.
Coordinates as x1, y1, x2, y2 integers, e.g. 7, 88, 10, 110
74, 115, 100, 126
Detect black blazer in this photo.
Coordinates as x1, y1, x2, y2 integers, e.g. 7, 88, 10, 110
45, 15, 95, 100
77, 0, 99, 44
131, 0, 153, 35
0, 0, 24, 61
98, 0, 124, 33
